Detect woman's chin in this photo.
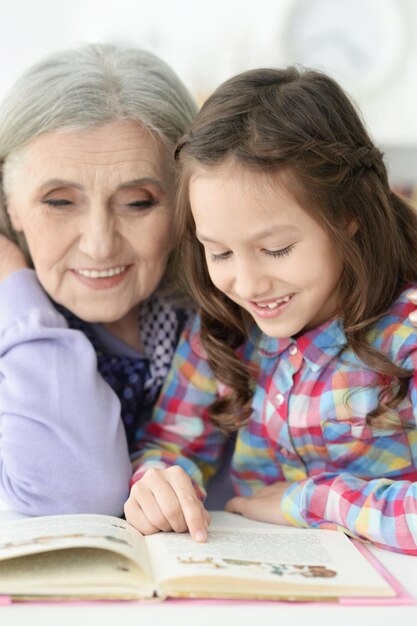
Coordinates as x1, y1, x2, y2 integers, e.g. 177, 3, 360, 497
61, 303, 135, 326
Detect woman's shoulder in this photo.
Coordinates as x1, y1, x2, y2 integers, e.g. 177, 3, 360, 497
142, 290, 194, 319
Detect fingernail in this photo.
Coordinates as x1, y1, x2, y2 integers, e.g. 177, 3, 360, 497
409, 311, 417, 323
407, 294, 417, 303
194, 530, 207, 543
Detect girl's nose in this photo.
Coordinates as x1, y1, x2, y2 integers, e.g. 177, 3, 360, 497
232, 259, 271, 301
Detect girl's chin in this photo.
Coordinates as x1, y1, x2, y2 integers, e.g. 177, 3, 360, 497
255, 317, 304, 339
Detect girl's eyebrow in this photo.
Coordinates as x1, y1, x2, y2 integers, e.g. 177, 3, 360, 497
196, 224, 300, 244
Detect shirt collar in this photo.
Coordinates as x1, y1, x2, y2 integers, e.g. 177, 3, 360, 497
253, 317, 348, 371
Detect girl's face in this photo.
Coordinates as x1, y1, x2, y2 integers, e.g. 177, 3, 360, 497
6, 120, 173, 328
190, 165, 344, 338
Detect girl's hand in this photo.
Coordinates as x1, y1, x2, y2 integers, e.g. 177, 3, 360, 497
124, 466, 211, 542
0, 233, 28, 281
225, 482, 292, 526
407, 291, 417, 326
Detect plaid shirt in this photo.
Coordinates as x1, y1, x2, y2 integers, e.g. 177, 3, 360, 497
132, 287, 417, 554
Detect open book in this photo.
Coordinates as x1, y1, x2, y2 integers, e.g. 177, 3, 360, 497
0, 511, 398, 602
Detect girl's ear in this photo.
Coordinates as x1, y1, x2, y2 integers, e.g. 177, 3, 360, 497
347, 218, 358, 237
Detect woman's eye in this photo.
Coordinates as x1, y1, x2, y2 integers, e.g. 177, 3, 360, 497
42, 199, 73, 207
265, 244, 295, 258
126, 199, 155, 210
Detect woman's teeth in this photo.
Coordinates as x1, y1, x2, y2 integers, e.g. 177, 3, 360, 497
76, 266, 126, 279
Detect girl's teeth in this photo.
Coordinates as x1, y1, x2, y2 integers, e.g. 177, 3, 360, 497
258, 295, 291, 309
258, 296, 291, 309
77, 266, 126, 278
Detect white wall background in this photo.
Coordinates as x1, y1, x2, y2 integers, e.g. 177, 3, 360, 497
0, 0, 416, 183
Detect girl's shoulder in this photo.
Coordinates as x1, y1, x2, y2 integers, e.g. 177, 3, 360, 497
180, 313, 257, 363
367, 284, 417, 364
174, 312, 205, 359
371, 284, 416, 331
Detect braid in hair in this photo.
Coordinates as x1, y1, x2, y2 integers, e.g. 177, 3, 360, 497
176, 67, 417, 431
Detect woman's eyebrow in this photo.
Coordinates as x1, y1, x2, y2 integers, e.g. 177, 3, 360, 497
117, 177, 166, 192
38, 178, 83, 192
38, 177, 167, 193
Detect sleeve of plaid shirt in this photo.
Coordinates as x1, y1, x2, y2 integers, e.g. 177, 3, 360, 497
281, 319, 417, 555
131, 315, 228, 497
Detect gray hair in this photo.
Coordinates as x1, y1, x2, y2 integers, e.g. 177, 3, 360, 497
0, 43, 197, 252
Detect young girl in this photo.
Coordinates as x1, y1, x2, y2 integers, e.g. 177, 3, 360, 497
124, 67, 417, 554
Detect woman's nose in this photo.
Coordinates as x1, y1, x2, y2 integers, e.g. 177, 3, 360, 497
78, 212, 119, 261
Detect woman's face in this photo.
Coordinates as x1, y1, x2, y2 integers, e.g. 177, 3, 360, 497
6, 120, 174, 325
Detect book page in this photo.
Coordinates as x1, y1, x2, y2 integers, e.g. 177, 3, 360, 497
0, 547, 150, 598
145, 512, 393, 595
0, 514, 150, 577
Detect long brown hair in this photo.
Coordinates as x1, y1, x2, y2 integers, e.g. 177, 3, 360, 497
175, 67, 417, 432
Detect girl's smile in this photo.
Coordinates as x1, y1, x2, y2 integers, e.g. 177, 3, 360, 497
249, 293, 295, 318
191, 164, 344, 338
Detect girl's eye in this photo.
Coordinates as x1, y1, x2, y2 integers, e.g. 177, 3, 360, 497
42, 199, 73, 207
210, 251, 232, 263
265, 244, 295, 258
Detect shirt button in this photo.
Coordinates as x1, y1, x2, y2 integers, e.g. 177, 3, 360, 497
275, 393, 285, 407
289, 344, 298, 356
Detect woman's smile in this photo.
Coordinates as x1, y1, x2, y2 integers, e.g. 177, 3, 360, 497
6, 120, 174, 326
71, 264, 132, 290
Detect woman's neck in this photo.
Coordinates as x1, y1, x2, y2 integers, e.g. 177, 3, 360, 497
102, 306, 143, 352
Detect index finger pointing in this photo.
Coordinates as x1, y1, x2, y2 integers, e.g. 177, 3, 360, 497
178, 492, 209, 542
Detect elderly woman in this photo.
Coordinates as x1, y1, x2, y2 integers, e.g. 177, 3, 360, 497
0, 44, 196, 516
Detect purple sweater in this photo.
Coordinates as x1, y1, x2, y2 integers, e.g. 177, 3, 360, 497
0, 270, 131, 516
